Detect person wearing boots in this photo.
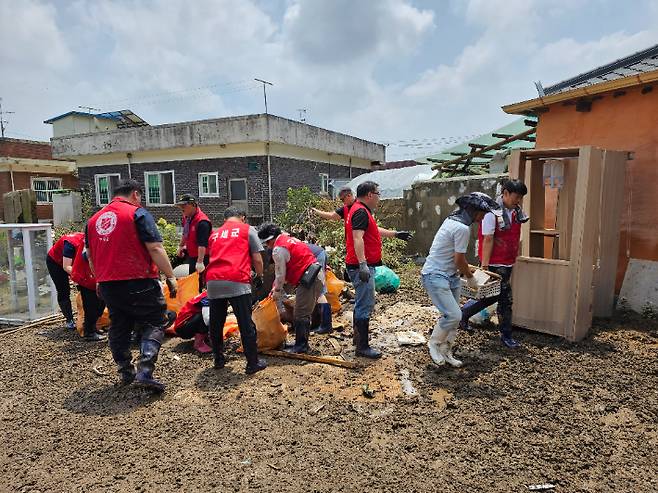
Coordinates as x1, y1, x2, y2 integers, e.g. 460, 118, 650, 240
69, 246, 107, 342
311, 186, 355, 221
460, 179, 528, 348
258, 223, 323, 354
422, 192, 501, 368
176, 194, 212, 292
345, 181, 413, 359
166, 291, 212, 354
47, 232, 85, 330
205, 207, 267, 374
86, 179, 178, 392
306, 241, 333, 335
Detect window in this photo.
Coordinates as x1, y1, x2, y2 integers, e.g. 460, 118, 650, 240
320, 173, 329, 194
144, 171, 175, 206
31, 177, 63, 204
94, 173, 121, 206
229, 178, 247, 204
198, 172, 219, 197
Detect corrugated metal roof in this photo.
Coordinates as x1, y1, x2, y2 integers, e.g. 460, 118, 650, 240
416, 117, 536, 165
544, 43, 658, 95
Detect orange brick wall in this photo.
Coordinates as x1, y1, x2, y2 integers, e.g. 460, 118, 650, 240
535, 85, 658, 290
0, 171, 79, 221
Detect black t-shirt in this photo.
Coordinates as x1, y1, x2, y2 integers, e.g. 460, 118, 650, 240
196, 220, 212, 248
335, 202, 355, 219
350, 208, 369, 231
62, 240, 77, 259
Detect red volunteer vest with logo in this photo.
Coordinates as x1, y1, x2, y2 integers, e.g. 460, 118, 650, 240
87, 197, 159, 282
477, 210, 522, 266
274, 233, 317, 287
70, 249, 97, 290
345, 201, 382, 266
183, 207, 210, 258
205, 221, 251, 284
48, 232, 84, 265
174, 292, 206, 331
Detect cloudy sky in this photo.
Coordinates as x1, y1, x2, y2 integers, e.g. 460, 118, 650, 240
1, 0, 657, 160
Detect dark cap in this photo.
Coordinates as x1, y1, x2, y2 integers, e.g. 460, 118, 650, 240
175, 194, 197, 206
456, 192, 502, 216
257, 222, 282, 243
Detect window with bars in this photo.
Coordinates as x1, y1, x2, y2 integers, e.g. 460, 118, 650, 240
94, 174, 121, 206
31, 177, 63, 204
198, 172, 219, 197
145, 171, 175, 205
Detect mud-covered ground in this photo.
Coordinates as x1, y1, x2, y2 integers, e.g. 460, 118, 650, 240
1, 268, 657, 492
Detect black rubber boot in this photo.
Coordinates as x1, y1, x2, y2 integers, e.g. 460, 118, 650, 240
355, 318, 381, 359
314, 303, 333, 335
242, 322, 266, 374
116, 359, 136, 386
134, 326, 165, 392
286, 319, 311, 354
84, 331, 107, 342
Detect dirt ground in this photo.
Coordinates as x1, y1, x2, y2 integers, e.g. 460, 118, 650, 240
1, 267, 657, 492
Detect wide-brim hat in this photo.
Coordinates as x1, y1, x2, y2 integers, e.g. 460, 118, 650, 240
456, 192, 502, 216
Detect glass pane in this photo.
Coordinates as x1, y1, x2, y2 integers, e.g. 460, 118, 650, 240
98, 177, 109, 204
0, 229, 28, 319
148, 174, 161, 204
208, 176, 217, 194
161, 173, 174, 204
35, 191, 48, 203
201, 175, 209, 195
47, 180, 61, 190
29, 229, 55, 318
33, 180, 46, 191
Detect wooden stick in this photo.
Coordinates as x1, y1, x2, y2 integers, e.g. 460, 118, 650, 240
0, 314, 64, 336
262, 349, 358, 369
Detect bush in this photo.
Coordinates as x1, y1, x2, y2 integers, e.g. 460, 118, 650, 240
275, 187, 411, 278
156, 217, 184, 266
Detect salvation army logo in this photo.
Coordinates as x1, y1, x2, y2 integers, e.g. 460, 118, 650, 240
96, 211, 118, 236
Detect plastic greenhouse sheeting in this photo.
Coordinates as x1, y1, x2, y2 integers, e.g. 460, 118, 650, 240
345, 165, 434, 199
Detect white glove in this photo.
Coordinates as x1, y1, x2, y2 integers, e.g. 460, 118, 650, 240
466, 276, 479, 289
195, 262, 205, 273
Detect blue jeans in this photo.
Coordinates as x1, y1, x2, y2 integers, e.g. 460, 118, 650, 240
347, 266, 376, 320
421, 272, 462, 333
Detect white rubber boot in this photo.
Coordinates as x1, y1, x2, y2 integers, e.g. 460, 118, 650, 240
427, 323, 447, 366
440, 329, 463, 368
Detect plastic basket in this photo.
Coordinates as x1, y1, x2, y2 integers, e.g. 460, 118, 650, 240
460, 266, 502, 300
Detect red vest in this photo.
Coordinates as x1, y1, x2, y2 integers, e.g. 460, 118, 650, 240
87, 197, 159, 282
48, 232, 84, 264
174, 292, 206, 331
345, 201, 382, 266
70, 249, 97, 290
478, 210, 522, 266
205, 221, 252, 284
274, 233, 317, 286
183, 207, 210, 258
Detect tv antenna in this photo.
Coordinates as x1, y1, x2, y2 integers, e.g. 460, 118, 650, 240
0, 98, 16, 138
296, 108, 307, 122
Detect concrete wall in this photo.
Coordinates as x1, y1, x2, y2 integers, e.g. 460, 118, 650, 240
77, 155, 366, 225
403, 174, 505, 262
52, 115, 119, 138
51, 114, 385, 163
534, 84, 658, 291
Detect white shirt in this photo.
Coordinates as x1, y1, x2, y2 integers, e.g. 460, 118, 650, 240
422, 218, 471, 276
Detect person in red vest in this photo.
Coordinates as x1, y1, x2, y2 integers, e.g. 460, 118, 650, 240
69, 247, 107, 342
86, 179, 178, 392
47, 232, 85, 330
205, 207, 266, 374
176, 194, 212, 292
345, 181, 412, 359
258, 223, 324, 354
460, 179, 529, 348
167, 292, 212, 353
311, 186, 355, 222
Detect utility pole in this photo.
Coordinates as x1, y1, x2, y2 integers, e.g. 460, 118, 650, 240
254, 78, 273, 114
0, 98, 15, 139
254, 78, 274, 220
296, 108, 307, 122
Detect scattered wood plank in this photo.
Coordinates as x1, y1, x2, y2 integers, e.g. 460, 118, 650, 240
0, 314, 63, 336
262, 349, 358, 369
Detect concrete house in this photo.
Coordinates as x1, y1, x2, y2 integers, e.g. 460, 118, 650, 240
47, 112, 384, 224
0, 138, 77, 221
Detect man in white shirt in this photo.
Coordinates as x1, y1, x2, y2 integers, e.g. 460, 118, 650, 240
422, 192, 501, 367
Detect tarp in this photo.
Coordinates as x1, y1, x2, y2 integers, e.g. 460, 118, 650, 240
345, 164, 435, 199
